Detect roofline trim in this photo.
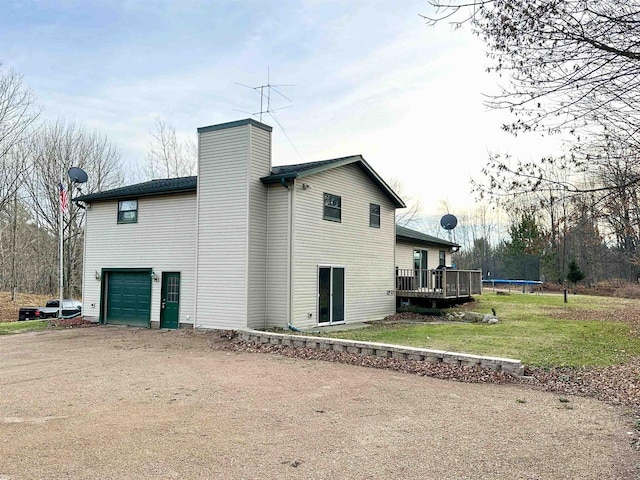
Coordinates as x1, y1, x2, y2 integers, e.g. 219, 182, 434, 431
74, 185, 197, 203
261, 155, 406, 208
396, 233, 460, 248
197, 118, 273, 134
356, 157, 406, 209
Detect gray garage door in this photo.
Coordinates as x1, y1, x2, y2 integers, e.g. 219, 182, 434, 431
105, 271, 151, 327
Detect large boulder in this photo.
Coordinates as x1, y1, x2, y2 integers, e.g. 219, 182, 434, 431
462, 311, 485, 322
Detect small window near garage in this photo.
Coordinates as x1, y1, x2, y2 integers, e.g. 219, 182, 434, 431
439, 250, 446, 267
323, 193, 341, 222
369, 203, 380, 228
118, 200, 138, 224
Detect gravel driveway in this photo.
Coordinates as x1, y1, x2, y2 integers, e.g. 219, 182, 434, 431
0, 327, 636, 479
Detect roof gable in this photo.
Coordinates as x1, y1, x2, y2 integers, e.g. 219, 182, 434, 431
261, 155, 405, 208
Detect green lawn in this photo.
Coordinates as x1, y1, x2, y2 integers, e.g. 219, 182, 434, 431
0, 320, 48, 335
328, 293, 640, 367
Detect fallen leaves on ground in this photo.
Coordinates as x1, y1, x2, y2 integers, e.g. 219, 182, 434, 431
553, 307, 640, 337
220, 339, 516, 383
48, 317, 96, 328
525, 361, 640, 410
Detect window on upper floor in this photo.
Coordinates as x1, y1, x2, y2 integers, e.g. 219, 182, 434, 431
369, 203, 380, 228
323, 193, 341, 222
118, 199, 138, 224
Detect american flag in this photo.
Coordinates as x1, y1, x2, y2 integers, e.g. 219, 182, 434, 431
59, 183, 69, 213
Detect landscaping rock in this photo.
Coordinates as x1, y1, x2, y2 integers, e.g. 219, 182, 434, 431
463, 312, 484, 322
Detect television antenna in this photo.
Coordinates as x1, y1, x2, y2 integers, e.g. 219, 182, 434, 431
234, 68, 294, 122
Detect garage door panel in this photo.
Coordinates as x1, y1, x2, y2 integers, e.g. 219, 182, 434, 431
105, 271, 151, 327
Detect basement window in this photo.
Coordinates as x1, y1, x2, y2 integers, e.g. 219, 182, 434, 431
369, 203, 380, 228
323, 193, 341, 222
118, 200, 138, 224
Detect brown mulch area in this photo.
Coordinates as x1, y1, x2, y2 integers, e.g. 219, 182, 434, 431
380, 311, 447, 323
525, 361, 640, 410
220, 337, 518, 384
48, 317, 97, 328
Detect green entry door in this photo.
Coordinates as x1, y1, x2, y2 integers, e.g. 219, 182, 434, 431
105, 271, 151, 327
160, 272, 180, 329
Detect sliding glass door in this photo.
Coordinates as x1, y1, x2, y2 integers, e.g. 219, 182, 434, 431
413, 249, 428, 289
318, 266, 345, 325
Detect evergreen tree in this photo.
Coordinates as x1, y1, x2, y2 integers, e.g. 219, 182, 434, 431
502, 213, 544, 280
566, 260, 586, 288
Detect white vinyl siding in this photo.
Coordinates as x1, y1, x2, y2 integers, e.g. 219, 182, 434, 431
82, 193, 197, 325
195, 122, 270, 329
395, 242, 415, 270
291, 163, 396, 329
247, 127, 271, 329
265, 184, 290, 328
396, 240, 452, 270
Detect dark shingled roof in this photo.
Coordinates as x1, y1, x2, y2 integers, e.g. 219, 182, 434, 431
76, 154, 406, 209
268, 156, 359, 177
75, 176, 197, 203
261, 155, 405, 208
396, 225, 460, 248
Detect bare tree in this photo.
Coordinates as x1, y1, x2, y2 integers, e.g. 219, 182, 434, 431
424, 1, 640, 144
23, 120, 123, 296
451, 202, 502, 272
422, 1, 640, 283
388, 177, 423, 227
0, 64, 39, 214
144, 117, 196, 179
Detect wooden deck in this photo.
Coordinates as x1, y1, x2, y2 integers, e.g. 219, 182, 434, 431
396, 268, 482, 299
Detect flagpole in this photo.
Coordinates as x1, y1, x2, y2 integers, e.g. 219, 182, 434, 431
59, 168, 64, 319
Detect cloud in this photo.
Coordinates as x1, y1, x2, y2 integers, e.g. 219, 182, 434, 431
1, 0, 567, 214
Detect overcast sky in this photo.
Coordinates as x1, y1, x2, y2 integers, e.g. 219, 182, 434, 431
1, 0, 564, 220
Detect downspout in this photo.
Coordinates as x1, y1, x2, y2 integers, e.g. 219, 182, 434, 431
393, 221, 397, 310
265, 184, 270, 331
288, 178, 296, 331
276, 177, 294, 331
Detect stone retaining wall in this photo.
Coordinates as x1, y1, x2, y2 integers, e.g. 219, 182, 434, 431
238, 329, 525, 376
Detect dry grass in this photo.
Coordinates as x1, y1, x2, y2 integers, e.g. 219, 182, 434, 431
0, 291, 53, 323
545, 279, 640, 299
